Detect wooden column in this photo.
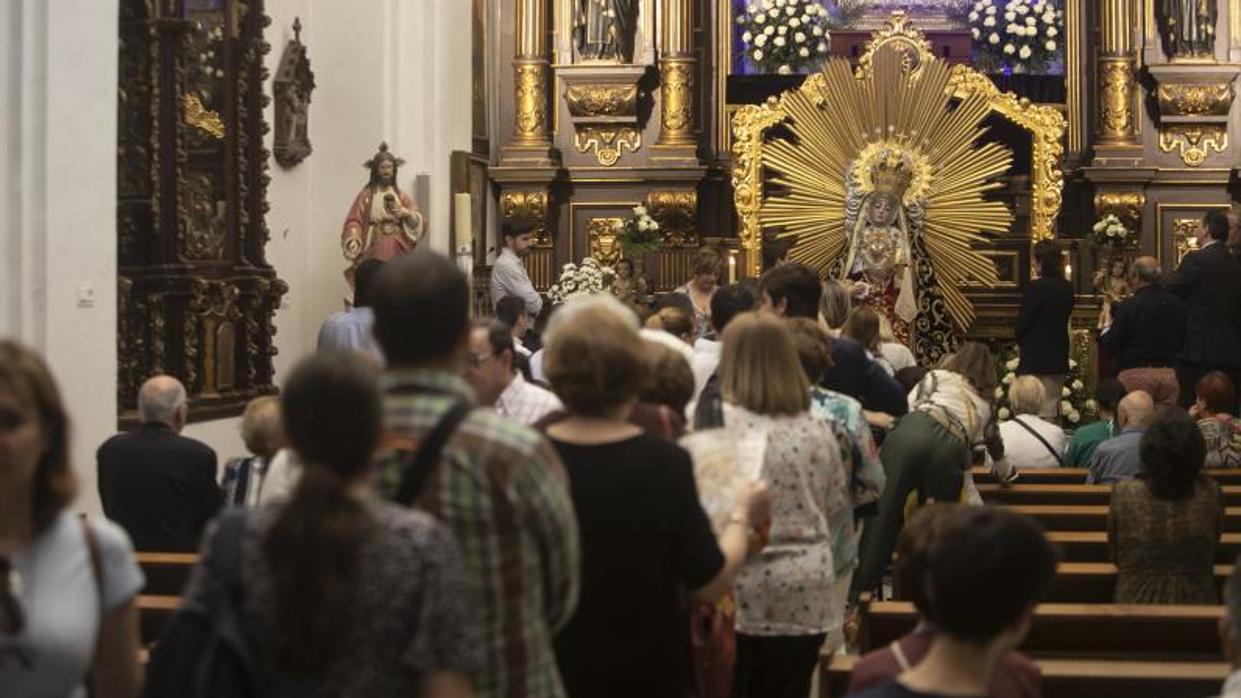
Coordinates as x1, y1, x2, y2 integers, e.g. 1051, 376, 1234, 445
504, 0, 554, 164
1096, 0, 1140, 148
655, 0, 698, 161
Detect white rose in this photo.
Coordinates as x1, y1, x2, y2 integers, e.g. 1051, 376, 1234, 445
796, 32, 806, 43
1062, 386, 1071, 397
742, 31, 753, 42
1044, 11, 1056, 24
984, 15, 996, 26
762, 0, 773, 9
777, 25, 788, 35
971, 27, 981, 39
637, 219, 649, 232
1026, 15, 1037, 25
1047, 26, 1058, 37
1006, 358, 1019, 370
786, 5, 796, 15
650, 220, 660, 231
1004, 43, 1016, 54
817, 41, 828, 53
969, 11, 979, 21
1005, 11, 1016, 21
753, 48, 764, 60
755, 34, 768, 46
1068, 411, 1081, 424
986, 5, 997, 14
778, 64, 793, 74
1072, 380, 1084, 391
1019, 44, 1032, 59
755, 13, 765, 24
989, 32, 1000, 44
998, 407, 1012, 420
995, 387, 1005, 399
789, 17, 800, 28
737, 15, 747, 25
1016, 3, 1029, 13
1045, 39, 1057, 51
1085, 399, 1098, 411
1060, 400, 1073, 414
633, 205, 647, 216
799, 46, 810, 57
812, 25, 824, 36
1069, 358, 1078, 369
974, 1, 984, 9
1002, 373, 1015, 385
774, 36, 786, 47
764, 25, 775, 35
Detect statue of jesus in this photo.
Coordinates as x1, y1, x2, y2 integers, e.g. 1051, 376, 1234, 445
340, 142, 424, 292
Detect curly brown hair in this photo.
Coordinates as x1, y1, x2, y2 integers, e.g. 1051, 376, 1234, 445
0, 341, 76, 534
1139, 407, 1208, 501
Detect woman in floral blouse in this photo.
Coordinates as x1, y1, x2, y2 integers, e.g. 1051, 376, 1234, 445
1191, 371, 1241, 469
719, 312, 849, 698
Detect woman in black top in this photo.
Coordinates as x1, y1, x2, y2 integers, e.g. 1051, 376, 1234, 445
541, 295, 769, 698
1015, 240, 1076, 420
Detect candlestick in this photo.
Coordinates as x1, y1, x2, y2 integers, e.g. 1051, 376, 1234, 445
728, 254, 737, 284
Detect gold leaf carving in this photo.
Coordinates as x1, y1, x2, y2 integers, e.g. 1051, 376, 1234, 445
586, 218, 624, 268
1098, 58, 1136, 139
1158, 125, 1228, 166
500, 189, 552, 245
565, 84, 638, 118
574, 126, 641, 166
182, 93, 225, 139
1173, 217, 1201, 263
1093, 191, 1146, 232
646, 191, 699, 247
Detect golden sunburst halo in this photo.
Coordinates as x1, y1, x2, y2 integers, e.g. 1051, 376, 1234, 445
758, 42, 1014, 333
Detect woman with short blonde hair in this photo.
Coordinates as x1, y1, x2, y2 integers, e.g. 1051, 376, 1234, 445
718, 312, 849, 698
820, 279, 852, 333
1000, 375, 1066, 470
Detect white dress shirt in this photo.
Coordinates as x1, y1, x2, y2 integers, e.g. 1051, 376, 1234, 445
494, 373, 563, 427
490, 248, 543, 316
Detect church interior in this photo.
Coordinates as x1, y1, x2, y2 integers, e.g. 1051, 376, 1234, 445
7, 0, 1241, 696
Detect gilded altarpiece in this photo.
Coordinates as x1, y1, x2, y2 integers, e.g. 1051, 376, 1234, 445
118, 0, 285, 425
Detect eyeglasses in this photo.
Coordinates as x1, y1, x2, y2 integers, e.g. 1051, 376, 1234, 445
0, 557, 25, 635
466, 352, 496, 369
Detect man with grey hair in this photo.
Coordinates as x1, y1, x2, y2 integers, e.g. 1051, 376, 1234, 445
1086, 390, 1155, 484
97, 375, 222, 551
1102, 256, 1186, 406
1217, 558, 1241, 697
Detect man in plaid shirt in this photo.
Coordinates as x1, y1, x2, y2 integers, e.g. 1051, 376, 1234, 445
371, 252, 581, 697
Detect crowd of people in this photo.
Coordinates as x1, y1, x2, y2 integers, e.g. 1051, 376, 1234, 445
3, 209, 1241, 697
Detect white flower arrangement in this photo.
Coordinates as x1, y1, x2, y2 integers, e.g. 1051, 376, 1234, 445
1089, 213, 1135, 249
959, 0, 1063, 73
547, 257, 614, 305
736, 0, 832, 75
994, 344, 1092, 427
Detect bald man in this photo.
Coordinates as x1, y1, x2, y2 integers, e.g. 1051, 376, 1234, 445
1102, 256, 1186, 406
1087, 390, 1155, 484
97, 375, 222, 551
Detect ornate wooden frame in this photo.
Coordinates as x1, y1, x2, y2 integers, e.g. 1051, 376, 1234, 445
729, 13, 1066, 276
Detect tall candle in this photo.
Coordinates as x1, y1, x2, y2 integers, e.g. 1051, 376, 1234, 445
728, 254, 737, 283
453, 192, 472, 253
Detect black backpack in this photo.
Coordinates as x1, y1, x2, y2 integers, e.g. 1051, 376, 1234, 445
143, 509, 264, 698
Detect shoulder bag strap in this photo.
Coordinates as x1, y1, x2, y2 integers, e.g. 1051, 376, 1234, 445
1012, 416, 1065, 468
395, 401, 473, 507
78, 516, 105, 698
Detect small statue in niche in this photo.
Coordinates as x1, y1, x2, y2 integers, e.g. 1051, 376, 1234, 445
340, 143, 425, 293
273, 17, 315, 167
1159, 0, 1217, 59
573, 0, 638, 63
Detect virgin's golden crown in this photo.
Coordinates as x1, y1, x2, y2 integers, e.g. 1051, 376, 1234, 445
870, 149, 915, 196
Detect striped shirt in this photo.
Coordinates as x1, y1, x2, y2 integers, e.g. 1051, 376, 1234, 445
376, 369, 581, 698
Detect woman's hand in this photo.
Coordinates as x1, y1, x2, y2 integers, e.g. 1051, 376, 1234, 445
734, 480, 771, 529
864, 410, 895, 430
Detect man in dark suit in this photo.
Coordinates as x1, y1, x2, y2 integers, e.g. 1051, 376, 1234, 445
1101, 256, 1186, 406
1016, 240, 1076, 419
1166, 210, 1241, 409
759, 263, 908, 417
97, 375, 222, 551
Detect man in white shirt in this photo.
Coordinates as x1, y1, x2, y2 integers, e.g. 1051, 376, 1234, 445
489, 221, 543, 316
691, 283, 756, 402
317, 258, 385, 364
466, 320, 562, 426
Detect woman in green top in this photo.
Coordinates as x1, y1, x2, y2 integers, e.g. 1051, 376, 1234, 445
1064, 379, 1127, 468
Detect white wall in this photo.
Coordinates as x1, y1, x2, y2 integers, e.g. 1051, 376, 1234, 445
0, 0, 471, 513
1, 0, 119, 516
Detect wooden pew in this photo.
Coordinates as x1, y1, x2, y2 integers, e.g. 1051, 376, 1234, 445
979, 483, 1241, 507
820, 653, 1230, 698
1048, 531, 1241, 565
1010, 504, 1241, 532
137, 594, 179, 645
972, 467, 1241, 486
135, 552, 198, 596
856, 599, 1223, 659
1044, 563, 1228, 603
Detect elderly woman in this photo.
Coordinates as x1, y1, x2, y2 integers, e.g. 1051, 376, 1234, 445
853, 342, 1008, 598
1191, 371, 1241, 469
0, 341, 144, 698
999, 376, 1067, 469
718, 313, 850, 698
1110, 408, 1222, 604
542, 295, 769, 697
221, 395, 287, 506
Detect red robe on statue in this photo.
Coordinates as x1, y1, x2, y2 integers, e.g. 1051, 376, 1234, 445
340, 184, 424, 286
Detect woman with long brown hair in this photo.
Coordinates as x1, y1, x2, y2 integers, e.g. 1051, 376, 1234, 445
180, 352, 478, 697
0, 341, 144, 698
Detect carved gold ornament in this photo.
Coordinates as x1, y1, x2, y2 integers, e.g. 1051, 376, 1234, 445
1157, 82, 1235, 116
1098, 59, 1136, 139
647, 191, 699, 247
501, 189, 551, 243
1094, 191, 1146, 233
1159, 124, 1228, 166
181, 93, 225, 140
1173, 218, 1201, 263
731, 14, 1065, 332
565, 84, 639, 117
575, 126, 642, 166
513, 61, 549, 142
660, 59, 696, 142
587, 218, 625, 268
